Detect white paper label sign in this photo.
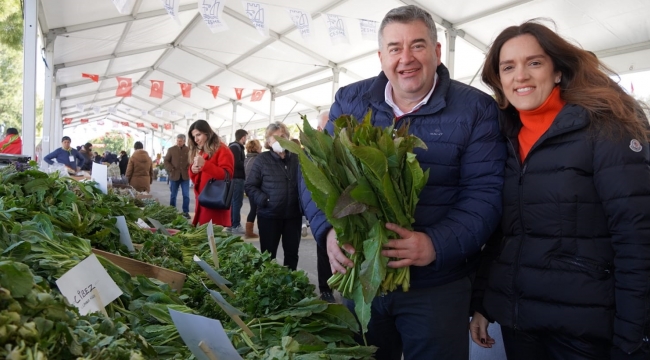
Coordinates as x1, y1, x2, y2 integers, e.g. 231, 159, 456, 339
115, 216, 135, 252
91, 162, 108, 194
55, 254, 123, 315
169, 309, 243, 360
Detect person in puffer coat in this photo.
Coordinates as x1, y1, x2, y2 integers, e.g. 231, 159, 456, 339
245, 122, 302, 270
469, 20, 650, 359
300, 6, 506, 358
126, 141, 153, 192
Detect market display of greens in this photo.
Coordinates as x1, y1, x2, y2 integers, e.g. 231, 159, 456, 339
277, 113, 429, 336
0, 164, 375, 359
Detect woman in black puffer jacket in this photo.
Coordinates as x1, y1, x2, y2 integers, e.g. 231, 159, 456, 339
469, 20, 650, 359
245, 122, 302, 270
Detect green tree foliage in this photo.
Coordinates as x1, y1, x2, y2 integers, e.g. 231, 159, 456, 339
0, 0, 22, 50
88, 131, 135, 154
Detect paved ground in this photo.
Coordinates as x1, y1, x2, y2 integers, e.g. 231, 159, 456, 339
148, 179, 506, 359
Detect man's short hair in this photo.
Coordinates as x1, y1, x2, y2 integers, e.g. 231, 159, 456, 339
134, 141, 144, 150
378, 5, 438, 47
176, 134, 186, 140
6, 128, 18, 135
62, 136, 71, 142
235, 129, 248, 141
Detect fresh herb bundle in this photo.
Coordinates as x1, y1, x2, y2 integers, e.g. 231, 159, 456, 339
278, 112, 429, 335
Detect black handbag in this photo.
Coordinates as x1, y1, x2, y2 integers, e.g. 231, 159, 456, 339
197, 170, 233, 210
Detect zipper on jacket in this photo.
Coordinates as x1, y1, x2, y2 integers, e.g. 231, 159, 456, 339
507, 137, 526, 331
553, 256, 612, 274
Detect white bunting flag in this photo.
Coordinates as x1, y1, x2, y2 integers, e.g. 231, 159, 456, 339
185, 111, 192, 118
160, 0, 181, 25
141, 109, 147, 116
124, 107, 131, 114
241, 1, 269, 37
287, 8, 313, 41
111, 0, 133, 14
93, 106, 101, 115
108, 106, 116, 115
171, 111, 178, 116
98, 120, 105, 126
323, 14, 349, 45
359, 19, 378, 42
199, 0, 229, 33
155, 109, 163, 117
76, 104, 85, 112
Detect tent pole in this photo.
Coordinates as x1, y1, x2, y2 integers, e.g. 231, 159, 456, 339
445, 29, 457, 79
269, 91, 276, 125
42, 34, 56, 157
231, 100, 238, 143
331, 67, 340, 103
22, 0, 39, 159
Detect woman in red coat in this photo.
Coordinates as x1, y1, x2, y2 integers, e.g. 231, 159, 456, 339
187, 120, 234, 227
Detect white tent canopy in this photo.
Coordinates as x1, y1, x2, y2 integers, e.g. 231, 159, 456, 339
27, 0, 650, 157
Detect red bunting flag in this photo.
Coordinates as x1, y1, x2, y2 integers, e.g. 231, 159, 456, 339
234, 88, 244, 100
116, 77, 132, 97
150, 80, 164, 98
151, 123, 159, 129
164, 123, 172, 130
207, 85, 220, 99
251, 89, 266, 102
121, 122, 129, 127
631, 82, 635, 94
136, 122, 144, 128
179, 83, 192, 98
80, 118, 89, 124
82, 73, 99, 82
63, 117, 72, 125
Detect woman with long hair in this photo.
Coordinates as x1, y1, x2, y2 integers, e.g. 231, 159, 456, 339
187, 120, 234, 227
245, 122, 302, 270
470, 20, 650, 359
243, 139, 262, 238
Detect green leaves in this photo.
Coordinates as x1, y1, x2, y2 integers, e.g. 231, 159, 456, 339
0, 260, 33, 297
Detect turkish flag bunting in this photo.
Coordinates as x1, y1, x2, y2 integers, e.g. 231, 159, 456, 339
208, 85, 220, 99
121, 121, 129, 127
179, 83, 192, 98
80, 118, 89, 123
136, 122, 145, 128
82, 73, 99, 82
63, 117, 72, 125
116, 77, 132, 97
150, 80, 164, 98
234, 88, 244, 100
164, 123, 172, 130
151, 123, 159, 129
251, 89, 266, 102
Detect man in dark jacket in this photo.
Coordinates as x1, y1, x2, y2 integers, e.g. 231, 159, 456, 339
300, 5, 506, 359
228, 129, 248, 234
164, 134, 190, 219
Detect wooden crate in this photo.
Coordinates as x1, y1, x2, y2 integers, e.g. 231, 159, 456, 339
92, 249, 186, 292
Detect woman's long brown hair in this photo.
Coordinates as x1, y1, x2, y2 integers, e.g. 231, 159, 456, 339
187, 119, 221, 163
482, 19, 648, 141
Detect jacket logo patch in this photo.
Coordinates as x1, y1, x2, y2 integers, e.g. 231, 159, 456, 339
630, 139, 642, 152
430, 128, 443, 136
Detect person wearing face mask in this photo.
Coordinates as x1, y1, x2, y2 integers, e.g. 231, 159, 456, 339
245, 122, 302, 270
469, 20, 650, 359
187, 120, 234, 227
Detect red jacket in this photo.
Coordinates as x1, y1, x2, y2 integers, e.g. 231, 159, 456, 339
189, 143, 234, 227
0, 135, 22, 154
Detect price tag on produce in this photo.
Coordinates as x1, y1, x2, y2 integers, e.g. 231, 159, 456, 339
207, 220, 218, 268
193, 255, 234, 298
147, 217, 171, 236
114, 215, 135, 252
207, 288, 254, 338
91, 162, 108, 194
55, 254, 123, 316
169, 309, 243, 360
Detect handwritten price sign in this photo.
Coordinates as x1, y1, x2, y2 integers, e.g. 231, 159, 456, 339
55, 254, 123, 315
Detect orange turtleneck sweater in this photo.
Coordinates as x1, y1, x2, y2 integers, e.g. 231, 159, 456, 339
518, 86, 566, 161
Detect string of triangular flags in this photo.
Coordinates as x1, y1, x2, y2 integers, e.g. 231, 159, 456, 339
110, 0, 379, 46
63, 115, 175, 130
83, 74, 266, 102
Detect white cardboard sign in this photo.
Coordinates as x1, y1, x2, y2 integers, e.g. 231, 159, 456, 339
91, 162, 108, 194
55, 254, 123, 315
114, 216, 135, 252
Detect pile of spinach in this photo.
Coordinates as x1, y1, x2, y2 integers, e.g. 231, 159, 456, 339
278, 113, 428, 335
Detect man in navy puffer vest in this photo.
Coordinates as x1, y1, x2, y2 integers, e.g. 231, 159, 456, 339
300, 5, 506, 360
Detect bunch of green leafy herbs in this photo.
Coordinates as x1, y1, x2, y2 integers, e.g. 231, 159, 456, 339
278, 112, 428, 336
